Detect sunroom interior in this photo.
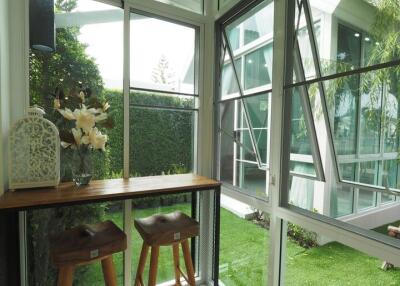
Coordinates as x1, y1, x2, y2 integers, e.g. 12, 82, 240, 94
1, 0, 400, 285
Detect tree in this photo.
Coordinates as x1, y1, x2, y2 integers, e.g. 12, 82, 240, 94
151, 54, 175, 85
55, 0, 77, 12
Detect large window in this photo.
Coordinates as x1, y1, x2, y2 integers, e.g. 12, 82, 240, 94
129, 12, 197, 177
218, 0, 273, 200
27, 2, 200, 285
217, 0, 323, 201
283, 0, 400, 242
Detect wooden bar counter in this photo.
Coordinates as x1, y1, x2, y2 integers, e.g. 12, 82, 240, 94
0, 173, 221, 211
0, 173, 222, 286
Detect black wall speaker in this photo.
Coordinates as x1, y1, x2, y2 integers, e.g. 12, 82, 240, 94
29, 0, 55, 52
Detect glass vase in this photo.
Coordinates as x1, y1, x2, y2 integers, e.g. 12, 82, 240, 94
72, 145, 92, 186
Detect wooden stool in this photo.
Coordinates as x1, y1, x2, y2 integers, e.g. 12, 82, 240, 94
50, 220, 127, 286
134, 211, 199, 286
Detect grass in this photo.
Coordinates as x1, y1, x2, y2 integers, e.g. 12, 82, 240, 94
79, 203, 400, 286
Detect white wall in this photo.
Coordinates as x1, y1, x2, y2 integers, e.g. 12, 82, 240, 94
0, 0, 29, 195
0, 0, 11, 195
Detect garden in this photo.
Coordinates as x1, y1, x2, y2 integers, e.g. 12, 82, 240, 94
56, 201, 400, 286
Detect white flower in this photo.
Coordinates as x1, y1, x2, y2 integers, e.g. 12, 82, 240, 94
71, 128, 82, 145
54, 98, 61, 109
74, 105, 96, 132
95, 112, 108, 122
103, 102, 110, 111
61, 141, 71, 149
88, 107, 101, 114
81, 134, 90, 145
78, 91, 85, 102
88, 128, 108, 151
58, 108, 75, 120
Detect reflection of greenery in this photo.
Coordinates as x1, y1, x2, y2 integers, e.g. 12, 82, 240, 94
309, 1, 400, 155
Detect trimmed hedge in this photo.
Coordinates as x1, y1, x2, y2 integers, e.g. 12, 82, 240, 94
105, 90, 194, 177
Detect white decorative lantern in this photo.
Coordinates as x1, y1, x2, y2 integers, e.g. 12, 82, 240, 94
9, 106, 60, 190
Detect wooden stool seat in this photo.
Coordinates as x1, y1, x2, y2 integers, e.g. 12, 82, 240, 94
134, 211, 199, 286
135, 211, 199, 246
50, 220, 127, 286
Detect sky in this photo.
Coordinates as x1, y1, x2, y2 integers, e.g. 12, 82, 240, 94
67, 0, 195, 92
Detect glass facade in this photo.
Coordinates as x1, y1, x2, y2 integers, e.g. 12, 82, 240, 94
287, 0, 400, 229
218, 1, 273, 200
27, 3, 199, 286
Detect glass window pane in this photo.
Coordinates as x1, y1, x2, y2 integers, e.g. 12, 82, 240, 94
296, 22, 321, 79
285, 221, 400, 285
296, 2, 400, 80
220, 100, 236, 186
29, 1, 125, 282
221, 59, 241, 100
383, 72, 399, 152
381, 160, 397, 203
130, 106, 194, 177
219, 98, 267, 200
27, 201, 124, 285
330, 184, 354, 217
31, 0, 124, 180
330, 163, 355, 217
242, 2, 274, 46
227, 26, 240, 51
290, 161, 315, 177
289, 170, 315, 211
236, 161, 267, 199
331, 75, 358, 156
319, 66, 398, 189
153, 0, 203, 14
132, 195, 194, 284
225, 1, 274, 50
359, 76, 382, 154
130, 89, 195, 109
291, 89, 312, 155
337, 24, 361, 73
219, 208, 269, 285
243, 93, 269, 164
130, 13, 196, 94
357, 161, 378, 210
244, 44, 272, 90
289, 88, 318, 179
382, 160, 398, 189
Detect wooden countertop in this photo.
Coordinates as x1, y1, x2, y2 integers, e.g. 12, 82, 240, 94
0, 174, 221, 211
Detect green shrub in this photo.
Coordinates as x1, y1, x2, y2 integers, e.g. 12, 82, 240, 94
287, 222, 318, 248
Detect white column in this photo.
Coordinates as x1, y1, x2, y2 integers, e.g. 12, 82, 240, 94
268, 0, 291, 285
9, 0, 30, 121
0, 0, 30, 194
0, 0, 11, 195
198, 1, 216, 284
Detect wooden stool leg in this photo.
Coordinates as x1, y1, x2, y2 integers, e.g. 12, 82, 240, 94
102, 256, 117, 286
181, 240, 196, 286
148, 246, 160, 286
57, 265, 75, 286
135, 242, 150, 286
172, 243, 181, 286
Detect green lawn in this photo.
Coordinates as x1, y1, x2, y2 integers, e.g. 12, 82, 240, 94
80, 204, 400, 286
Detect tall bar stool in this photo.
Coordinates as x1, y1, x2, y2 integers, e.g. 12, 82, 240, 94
134, 211, 199, 286
50, 220, 127, 286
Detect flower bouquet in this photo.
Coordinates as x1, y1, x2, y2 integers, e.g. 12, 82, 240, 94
54, 84, 113, 185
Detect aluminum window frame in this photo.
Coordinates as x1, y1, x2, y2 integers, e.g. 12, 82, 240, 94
217, 0, 325, 185
286, 0, 400, 196
276, 0, 400, 265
